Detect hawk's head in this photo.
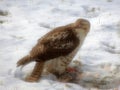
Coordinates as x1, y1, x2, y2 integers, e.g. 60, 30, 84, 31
73, 19, 90, 35
73, 19, 90, 41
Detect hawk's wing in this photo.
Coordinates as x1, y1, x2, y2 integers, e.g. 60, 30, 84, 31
30, 27, 79, 61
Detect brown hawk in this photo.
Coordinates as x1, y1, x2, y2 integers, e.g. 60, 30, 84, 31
17, 18, 90, 82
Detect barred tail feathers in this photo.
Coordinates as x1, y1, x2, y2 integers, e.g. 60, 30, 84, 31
17, 55, 33, 67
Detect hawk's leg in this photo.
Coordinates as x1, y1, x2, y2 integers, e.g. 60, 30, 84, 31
25, 61, 44, 82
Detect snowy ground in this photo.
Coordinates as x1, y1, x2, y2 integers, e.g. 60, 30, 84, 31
0, 0, 120, 90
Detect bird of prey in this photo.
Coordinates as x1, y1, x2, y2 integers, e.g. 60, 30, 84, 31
17, 18, 90, 82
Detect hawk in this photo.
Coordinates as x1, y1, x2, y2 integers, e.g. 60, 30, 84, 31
17, 18, 90, 82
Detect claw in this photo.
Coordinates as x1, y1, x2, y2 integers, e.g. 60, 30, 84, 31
25, 76, 39, 82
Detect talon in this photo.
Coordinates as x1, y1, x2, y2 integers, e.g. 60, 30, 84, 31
25, 76, 39, 82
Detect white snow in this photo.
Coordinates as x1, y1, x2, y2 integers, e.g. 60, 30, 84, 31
0, 0, 120, 90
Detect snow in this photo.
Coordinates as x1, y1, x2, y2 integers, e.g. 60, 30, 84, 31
0, 0, 120, 89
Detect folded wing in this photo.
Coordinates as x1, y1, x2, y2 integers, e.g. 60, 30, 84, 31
30, 27, 80, 61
